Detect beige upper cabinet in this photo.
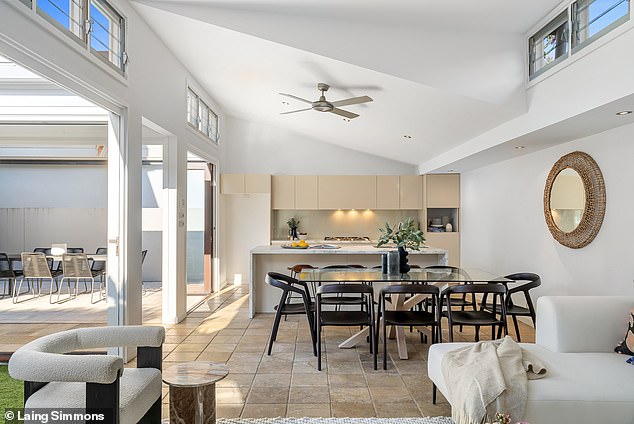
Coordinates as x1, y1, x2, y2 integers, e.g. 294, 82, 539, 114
272, 175, 295, 209
245, 174, 271, 194
221, 174, 244, 194
399, 175, 423, 209
221, 174, 271, 194
318, 176, 377, 209
426, 232, 460, 266
295, 176, 319, 209
376, 176, 400, 209
426, 174, 460, 208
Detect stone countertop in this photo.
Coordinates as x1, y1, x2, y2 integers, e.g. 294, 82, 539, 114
251, 244, 448, 255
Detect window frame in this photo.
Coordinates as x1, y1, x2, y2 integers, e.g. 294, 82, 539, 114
20, 0, 127, 76
186, 87, 219, 144
571, 0, 630, 53
87, 0, 126, 73
528, 10, 570, 80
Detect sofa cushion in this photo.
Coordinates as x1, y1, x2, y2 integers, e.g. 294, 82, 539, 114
429, 342, 634, 424
615, 306, 634, 355
25, 368, 161, 424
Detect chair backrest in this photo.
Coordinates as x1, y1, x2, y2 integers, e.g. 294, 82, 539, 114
380, 284, 440, 296
266, 272, 311, 299
95, 247, 108, 255
425, 265, 460, 270
505, 273, 541, 292
444, 282, 506, 295
22, 252, 52, 278
61, 253, 92, 279
317, 283, 373, 295
288, 264, 315, 274
141, 250, 148, 264
67, 247, 85, 253
0, 253, 14, 276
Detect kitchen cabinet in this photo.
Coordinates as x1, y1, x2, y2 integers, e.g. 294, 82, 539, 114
295, 175, 319, 209
425, 232, 460, 267
399, 175, 423, 209
376, 176, 400, 209
220, 174, 244, 194
272, 175, 295, 209
426, 174, 460, 207
221, 174, 271, 194
318, 176, 377, 209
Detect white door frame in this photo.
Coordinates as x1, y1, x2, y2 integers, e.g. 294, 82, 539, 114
0, 38, 128, 328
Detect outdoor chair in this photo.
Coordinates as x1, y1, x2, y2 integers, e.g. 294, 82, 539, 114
91, 247, 107, 301
15, 253, 55, 303
56, 253, 94, 303
0, 253, 16, 298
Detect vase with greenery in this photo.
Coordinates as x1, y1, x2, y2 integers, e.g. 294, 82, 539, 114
376, 217, 425, 273
286, 217, 300, 240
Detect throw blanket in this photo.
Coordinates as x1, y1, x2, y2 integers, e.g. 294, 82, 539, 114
441, 336, 547, 424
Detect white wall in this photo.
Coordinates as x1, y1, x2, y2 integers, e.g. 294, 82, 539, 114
461, 122, 634, 300
221, 116, 416, 175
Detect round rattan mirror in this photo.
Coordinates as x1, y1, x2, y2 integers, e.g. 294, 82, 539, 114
544, 151, 606, 248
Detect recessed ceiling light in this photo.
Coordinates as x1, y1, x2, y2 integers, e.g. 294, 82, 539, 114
403, 135, 413, 140
514, 146, 525, 150
616, 110, 633, 116
281, 101, 290, 106
343, 118, 351, 122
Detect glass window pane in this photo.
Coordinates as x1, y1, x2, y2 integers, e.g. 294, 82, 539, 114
208, 109, 218, 141
20, 0, 32, 8
199, 102, 209, 135
89, 0, 125, 70
573, 0, 629, 49
36, 0, 84, 40
529, 12, 569, 78
187, 89, 199, 126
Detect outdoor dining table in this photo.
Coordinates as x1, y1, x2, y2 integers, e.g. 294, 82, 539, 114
296, 267, 512, 360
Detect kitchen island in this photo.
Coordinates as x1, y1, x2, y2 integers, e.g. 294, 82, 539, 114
249, 244, 448, 318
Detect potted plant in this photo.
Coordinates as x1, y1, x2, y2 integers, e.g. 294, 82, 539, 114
376, 217, 425, 273
286, 217, 300, 240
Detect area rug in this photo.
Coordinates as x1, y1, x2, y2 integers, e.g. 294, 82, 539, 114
219, 418, 453, 424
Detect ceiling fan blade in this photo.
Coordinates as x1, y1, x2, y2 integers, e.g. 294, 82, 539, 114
280, 108, 313, 115
279, 93, 313, 104
330, 108, 359, 119
331, 96, 373, 107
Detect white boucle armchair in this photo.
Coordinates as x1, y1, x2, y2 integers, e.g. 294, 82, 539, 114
9, 325, 165, 424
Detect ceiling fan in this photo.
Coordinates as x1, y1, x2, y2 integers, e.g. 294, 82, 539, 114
279, 83, 373, 119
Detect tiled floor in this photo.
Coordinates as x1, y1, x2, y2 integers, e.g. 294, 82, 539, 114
155, 285, 535, 418
0, 284, 535, 419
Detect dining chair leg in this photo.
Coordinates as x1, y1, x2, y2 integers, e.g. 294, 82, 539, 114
491, 325, 496, 339
475, 325, 480, 342
267, 307, 284, 356
432, 383, 437, 405
316, 319, 322, 371
512, 315, 521, 342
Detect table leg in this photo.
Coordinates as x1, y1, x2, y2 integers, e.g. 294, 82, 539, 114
338, 326, 370, 349
169, 383, 216, 424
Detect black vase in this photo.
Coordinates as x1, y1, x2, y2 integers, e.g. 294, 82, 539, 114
398, 246, 410, 273
291, 227, 299, 240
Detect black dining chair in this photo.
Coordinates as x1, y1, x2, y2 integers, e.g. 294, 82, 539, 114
0, 253, 16, 297
266, 272, 316, 356
316, 283, 376, 371
481, 273, 541, 342
376, 284, 441, 370
90, 248, 108, 301
442, 283, 508, 342
286, 264, 317, 312
426, 265, 476, 331
320, 265, 368, 311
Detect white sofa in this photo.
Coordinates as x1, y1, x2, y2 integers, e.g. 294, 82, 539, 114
428, 296, 634, 424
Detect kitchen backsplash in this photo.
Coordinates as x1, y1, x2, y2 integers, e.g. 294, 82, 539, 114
272, 210, 420, 240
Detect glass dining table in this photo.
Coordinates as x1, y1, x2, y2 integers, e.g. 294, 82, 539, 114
296, 267, 512, 360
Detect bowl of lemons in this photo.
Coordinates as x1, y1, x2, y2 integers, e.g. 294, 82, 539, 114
283, 240, 310, 249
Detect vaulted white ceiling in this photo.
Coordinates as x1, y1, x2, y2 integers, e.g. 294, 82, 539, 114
132, 0, 564, 165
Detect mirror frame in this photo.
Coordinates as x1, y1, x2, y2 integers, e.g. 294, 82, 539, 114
544, 151, 606, 249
